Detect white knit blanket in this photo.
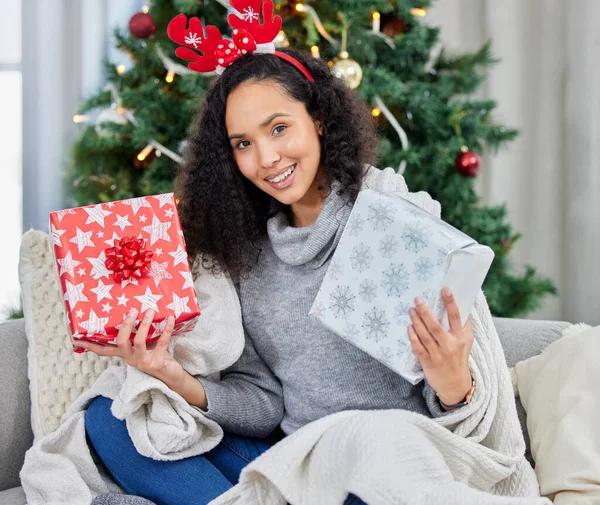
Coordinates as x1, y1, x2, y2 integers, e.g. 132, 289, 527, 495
20, 167, 547, 505
20, 264, 246, 505
207, 167, 551, 505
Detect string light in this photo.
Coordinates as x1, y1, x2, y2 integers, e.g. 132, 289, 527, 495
295, 3, 339, 47
372, 11, 380, 32
142, 0, 150, 13
137, 144, 154, 161
371, 107, 381, 117
311, 46, 320, 58
165, 70, 175, 83
410, 7, 427, 16
73, 114, 91, 123
116, 64, 126, 75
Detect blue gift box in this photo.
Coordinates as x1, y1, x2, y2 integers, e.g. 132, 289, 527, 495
310, 189, 494, 384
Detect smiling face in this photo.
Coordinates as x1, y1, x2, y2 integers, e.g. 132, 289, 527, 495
225, 80, 324, 211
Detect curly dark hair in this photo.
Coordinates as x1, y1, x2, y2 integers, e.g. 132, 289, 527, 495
176, 48, 379, 279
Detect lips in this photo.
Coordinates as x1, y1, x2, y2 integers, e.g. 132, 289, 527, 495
265, 164, 296, 182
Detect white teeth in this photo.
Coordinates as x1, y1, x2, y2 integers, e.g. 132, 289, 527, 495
269, 165, 295, 183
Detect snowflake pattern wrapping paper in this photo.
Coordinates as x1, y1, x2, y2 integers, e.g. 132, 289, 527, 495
310, 189, 494, 384
49, 194, 200, 353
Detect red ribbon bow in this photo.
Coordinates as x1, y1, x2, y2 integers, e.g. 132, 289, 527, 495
105, 237, 153, 283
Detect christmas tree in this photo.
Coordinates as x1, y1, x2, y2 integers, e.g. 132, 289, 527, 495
68, 0, 557, 317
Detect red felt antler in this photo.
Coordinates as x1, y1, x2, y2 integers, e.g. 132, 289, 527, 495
227, 0, 282, 45
166, 14, 224, 72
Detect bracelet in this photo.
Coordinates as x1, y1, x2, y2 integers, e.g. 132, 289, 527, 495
436, 379, 476, 410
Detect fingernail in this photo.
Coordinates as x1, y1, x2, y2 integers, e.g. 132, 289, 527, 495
443, 287, 451, 296
414, 297, 424, 306
168, 316, 175, 325
128, 308, 138, 318
144, 309, 155, 320
408, 308, 417, 317
407, 325, 415, 335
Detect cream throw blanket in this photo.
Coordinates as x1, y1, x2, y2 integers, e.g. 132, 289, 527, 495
21, 167, 547, 505
20, 264, 246, 505
207, 167, 550, 505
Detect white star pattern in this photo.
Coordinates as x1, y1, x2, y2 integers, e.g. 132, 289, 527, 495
105, 232, 120, 247
134, 287, 163, 313
102, 302, 113, 313
123, 197, 151, 215
84, 206, 112, 227
88, 251, 111, 279
164, 209, 174, 218
77, 267, 86, 276
54, 209, 76, 222
143, 215, 172, 245
169, 244, 187, 266
117, 294, 130, 306
152, 319, 168, 335
167, 293, 191, 318
64, 280, 89, 307
177, 317, 198, 334
50, 223, 66, 247
121, 276, 139, 288
57, 251, 82, 277
75, 309, 85, 318
69, 227, 95, 253
114, 214, 133, 232
154, 248, 163, 257
152, 194, 173, 208
138, 214, 148, 223
97, 231, 104, 238
90, 279, 114, 302
79, 309, 109, 336
180, 270, 194, 290
149, 260, 173, 287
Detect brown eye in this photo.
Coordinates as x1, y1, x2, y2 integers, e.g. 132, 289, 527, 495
273, 125, 287, 135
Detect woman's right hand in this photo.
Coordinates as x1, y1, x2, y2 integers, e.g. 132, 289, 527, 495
76, 308, 186, 387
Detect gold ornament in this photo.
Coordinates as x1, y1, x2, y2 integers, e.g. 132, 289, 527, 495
274, 30, 290, 48
331, 51, 363, 89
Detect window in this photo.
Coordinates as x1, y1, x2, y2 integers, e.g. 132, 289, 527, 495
0, 0, 23, 318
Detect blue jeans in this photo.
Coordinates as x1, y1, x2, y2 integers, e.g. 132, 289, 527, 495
85, 396, 367, 505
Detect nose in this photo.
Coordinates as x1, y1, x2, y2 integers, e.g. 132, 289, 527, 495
257, 140, 281, 169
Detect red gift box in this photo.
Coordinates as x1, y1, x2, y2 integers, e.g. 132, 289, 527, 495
49, 193, 200, 353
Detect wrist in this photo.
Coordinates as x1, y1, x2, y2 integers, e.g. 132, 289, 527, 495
436, 373, 474, 407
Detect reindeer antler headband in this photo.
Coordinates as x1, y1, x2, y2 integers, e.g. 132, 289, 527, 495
166, 0, 315, 82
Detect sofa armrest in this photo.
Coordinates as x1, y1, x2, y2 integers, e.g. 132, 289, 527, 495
492, 317, 571, 368
0, 318, 33, 492
492, 316, 571, 466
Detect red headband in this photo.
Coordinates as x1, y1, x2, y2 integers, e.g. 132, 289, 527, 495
166, 0, 315, 82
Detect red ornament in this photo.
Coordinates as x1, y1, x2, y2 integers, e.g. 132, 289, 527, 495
105, 237, 153, 283
455, 150, 481, 177
382, 17, 408, 37
129, 12, 156, 39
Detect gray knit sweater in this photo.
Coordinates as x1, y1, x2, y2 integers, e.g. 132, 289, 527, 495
198, 184, 447, 438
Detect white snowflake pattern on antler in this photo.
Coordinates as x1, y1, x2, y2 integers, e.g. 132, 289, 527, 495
243, 7, 260, 23
184, 32, 203, 48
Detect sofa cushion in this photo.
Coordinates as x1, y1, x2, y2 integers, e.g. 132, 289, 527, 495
18, 230, 124, 440
0, 486, 26, 505
515, 323, 600, 504
0, 319, 33, 492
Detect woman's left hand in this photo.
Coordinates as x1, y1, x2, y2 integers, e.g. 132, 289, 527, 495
407, 287, 474, 406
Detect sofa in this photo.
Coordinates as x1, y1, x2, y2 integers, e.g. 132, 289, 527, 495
0, 315, 571, 505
